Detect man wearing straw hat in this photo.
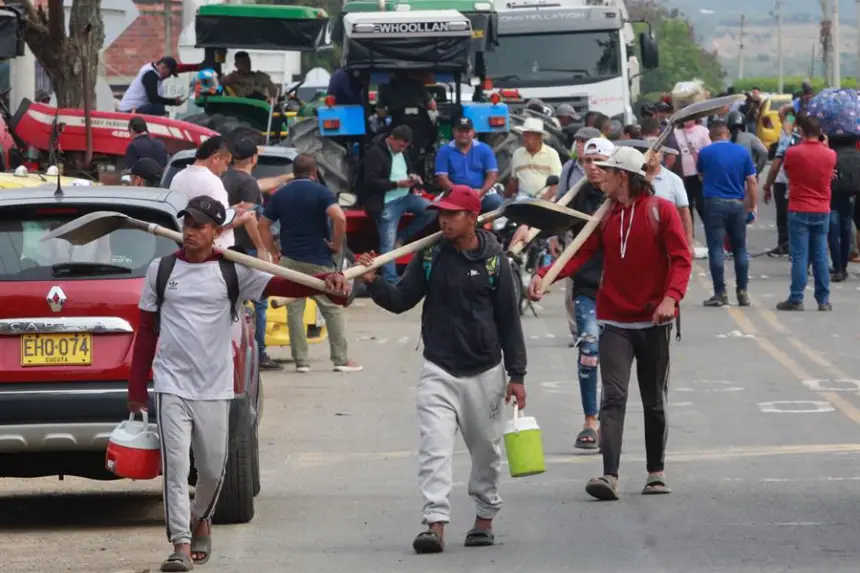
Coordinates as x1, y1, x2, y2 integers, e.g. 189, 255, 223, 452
527, 146, 692, 501
506, 117, 563, 249
355, 186, 527, 554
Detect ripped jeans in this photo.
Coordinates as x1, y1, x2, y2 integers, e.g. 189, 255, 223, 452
573, 294, 599, 416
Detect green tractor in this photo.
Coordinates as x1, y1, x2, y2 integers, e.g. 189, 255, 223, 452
182, 4, 333, 143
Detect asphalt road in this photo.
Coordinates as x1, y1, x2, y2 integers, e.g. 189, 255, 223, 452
6, 201, 860, 573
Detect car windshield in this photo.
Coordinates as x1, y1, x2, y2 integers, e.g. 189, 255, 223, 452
486, 31, 621, 88
0, 206, 178, 281
162, 155, 294, 188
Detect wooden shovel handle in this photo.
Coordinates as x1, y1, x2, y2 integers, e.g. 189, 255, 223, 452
538, 141, 667, 293
147, 224, 334, 295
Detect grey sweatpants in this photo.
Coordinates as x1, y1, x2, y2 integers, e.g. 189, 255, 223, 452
157, 393, 230, 545
417, 360, 507, 525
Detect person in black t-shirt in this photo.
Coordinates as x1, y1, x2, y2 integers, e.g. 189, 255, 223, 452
222, 138, 282, 371
125, 117, 167, 170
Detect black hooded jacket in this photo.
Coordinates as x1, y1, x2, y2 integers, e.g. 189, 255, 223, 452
359, 133, 415, 217
367, 229, 527, 381
568, 181, 606, 300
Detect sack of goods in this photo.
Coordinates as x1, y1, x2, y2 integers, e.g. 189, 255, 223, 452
105, 411, 162, 480
671, 79, 707, 111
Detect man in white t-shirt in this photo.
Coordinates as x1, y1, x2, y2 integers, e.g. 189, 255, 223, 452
128, 195, 350, 572
626, 138, 695, 254
169, 136, 257, 252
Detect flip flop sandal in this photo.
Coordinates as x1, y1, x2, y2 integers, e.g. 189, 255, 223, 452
585, 476, 619, 501
161, 552, 194, 572
574, 428, 599, 450
642, 475, 672, 495
190, 532, 212, 565
412, 530, 444, 554
464, 528, 495, 547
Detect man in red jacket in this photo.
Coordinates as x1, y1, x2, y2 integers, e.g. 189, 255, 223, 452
127, 196, 349, 572
527, 146, 692, 501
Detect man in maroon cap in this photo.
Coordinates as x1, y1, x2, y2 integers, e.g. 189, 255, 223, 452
356, 186, 527, 554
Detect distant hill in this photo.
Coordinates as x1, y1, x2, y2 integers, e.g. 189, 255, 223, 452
662, 0, 858, 81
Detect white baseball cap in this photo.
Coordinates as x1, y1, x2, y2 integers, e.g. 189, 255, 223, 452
583, 137, 615, 158
594, 146, 647, 177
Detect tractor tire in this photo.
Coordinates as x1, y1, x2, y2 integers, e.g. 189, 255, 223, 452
183, 113, 215, 130
212, 410, 256, 525
225, 124, 264, 148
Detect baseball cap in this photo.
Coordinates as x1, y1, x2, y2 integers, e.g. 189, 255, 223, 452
583, 137, 614, 158
556, 103, 578, 119
232, 138, 258, 161
178, 195, 235, 227
127, 157, 164, 183
429, 185, 481, 214
454, 117, 474, 130
594, 146, 647, 177
574, 127, 601, 142
158, 56, 179, 77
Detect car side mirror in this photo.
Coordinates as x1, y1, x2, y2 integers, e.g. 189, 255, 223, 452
545, 175, 559, 187
640, 32, 659, 70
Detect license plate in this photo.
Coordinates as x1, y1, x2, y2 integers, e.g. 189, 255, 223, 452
21, 333, 93, 367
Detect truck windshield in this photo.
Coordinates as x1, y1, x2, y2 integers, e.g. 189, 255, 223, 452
486, 30, 621, 88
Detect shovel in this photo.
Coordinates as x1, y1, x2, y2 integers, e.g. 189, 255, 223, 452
39, 210, 345, 297
268, 198, 519, 308
538, 94, 745, 293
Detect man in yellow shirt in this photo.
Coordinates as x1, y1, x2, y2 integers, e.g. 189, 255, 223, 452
506, 117, 563, 248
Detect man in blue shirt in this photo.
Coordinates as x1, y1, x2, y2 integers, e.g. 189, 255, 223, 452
435, 117, 501, 213
697, 122, 758, 308
259, 153, 362, 374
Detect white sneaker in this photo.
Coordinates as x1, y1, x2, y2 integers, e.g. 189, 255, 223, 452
296, 365, 311, 373
333, 361, 363, 373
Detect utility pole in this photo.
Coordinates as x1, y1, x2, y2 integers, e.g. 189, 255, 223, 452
738, 14, 746, 81
833, 0, 841, 87
774, 0, 784, 93
821, 0, 833, 86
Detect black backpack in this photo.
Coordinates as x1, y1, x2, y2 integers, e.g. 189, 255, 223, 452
154, 254, 240, 333
833, 149, 860, 198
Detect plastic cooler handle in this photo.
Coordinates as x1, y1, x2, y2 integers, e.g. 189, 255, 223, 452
512, 402, 521, 432
125, 410, 149, 435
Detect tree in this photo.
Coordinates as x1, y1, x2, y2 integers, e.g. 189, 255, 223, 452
11, 0, 105, 108
628, 0, 725, 99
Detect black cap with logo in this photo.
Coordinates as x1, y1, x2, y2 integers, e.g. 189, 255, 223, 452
178, 196, 230, 227
455, 117, 474, 131
158, 56, 179, 77
127, 157, 164, 184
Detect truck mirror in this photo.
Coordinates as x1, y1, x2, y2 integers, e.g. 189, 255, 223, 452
640, 31, 659, 70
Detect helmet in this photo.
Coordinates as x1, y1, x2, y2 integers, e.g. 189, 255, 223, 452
726, 111, 745, 130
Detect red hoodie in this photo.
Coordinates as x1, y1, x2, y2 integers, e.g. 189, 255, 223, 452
538, 195, 692, 323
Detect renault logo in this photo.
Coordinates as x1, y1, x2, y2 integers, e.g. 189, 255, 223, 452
46, 286, 67, 313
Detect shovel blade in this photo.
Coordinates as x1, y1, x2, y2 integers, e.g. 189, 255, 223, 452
40, 211, 133, 245
503, 198, 592, 235
672, 94, 745, 124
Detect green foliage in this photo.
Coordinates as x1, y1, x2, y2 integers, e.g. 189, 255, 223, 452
733, 77, 859, 95
628, 0, 725, 96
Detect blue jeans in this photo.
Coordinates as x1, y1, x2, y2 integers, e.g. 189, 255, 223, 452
703, 198, 749, 294
788, 211, 831, 304
375, 193, 437, 283
573, 295, 599, 417
246, 248, 268, 357
828, 197, 854, 274
481, 192, 504, 214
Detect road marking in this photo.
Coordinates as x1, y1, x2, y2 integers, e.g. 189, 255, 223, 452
287, 442, 860, 466
757, 400, 835, 414
801, 379, 860, 392
716, 330, 755, 339
675, 380, 744, 393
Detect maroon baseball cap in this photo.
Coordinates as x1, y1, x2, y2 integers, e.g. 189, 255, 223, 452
429, 185, 481, 214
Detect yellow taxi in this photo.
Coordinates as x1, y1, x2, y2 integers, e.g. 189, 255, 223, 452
244, 297, 328, 348
0, 166, 97, 189
756, 94, 793, 150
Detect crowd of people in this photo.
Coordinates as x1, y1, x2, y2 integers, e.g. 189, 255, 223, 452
116, 74, 860, 569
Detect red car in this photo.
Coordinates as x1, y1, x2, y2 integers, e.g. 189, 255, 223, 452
0, 184, 262, 524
